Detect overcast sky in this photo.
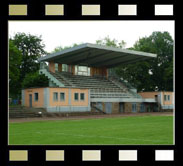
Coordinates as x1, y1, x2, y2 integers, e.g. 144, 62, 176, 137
9, 21, 174, 53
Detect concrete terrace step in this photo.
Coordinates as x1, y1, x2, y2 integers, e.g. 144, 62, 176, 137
9, 111, 43, 118
9, 106, 46, 118
9, 106, 46, 112
48, 71, 140, 99
73, 85, 118, 88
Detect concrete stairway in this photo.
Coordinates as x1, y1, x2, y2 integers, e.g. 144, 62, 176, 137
91, 104, 106, 114
9, 106, 46, 118
50, 71, 73, 87
39, 69, 65, 87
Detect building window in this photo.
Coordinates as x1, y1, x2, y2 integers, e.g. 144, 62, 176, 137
80, 93, 85, 101
60, 92, 65, 101
75, 65, 90, 76
167, 95, 170, 101
55, 63, 58, 71
53, 92, 58, 101
34, 93, 38, 101
164, 95, 167, 101
62, 64, 68, 72
140, 103, 145, 112
74, 93, 79, 101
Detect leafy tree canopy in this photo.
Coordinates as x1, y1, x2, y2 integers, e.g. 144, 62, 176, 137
10, 32, 46, 80
51, 43, 80, 53
96, 36, 126, 48
9, 40, 22, 98
115, 31, 173, 91
9, 33, 48, 98
22, 72, 49, 89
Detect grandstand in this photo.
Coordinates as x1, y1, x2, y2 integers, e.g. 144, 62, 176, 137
22, 43, 157, 114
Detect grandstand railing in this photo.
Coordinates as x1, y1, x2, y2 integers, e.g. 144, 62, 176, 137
108, 75, 142, 99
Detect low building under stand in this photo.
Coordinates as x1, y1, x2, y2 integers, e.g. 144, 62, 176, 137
138, 91, 174, 112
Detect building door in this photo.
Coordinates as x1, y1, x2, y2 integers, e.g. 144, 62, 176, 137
105, 102, 112, 114
132, 103, 137, 113
140, 103, 145, 112
119, 103, 124, 113
29, 94, 32, 107
155, 95, 158, 102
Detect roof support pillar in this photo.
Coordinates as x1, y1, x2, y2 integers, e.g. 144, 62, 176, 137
49, 61, 55, 73
58, 63, 62, 72
71, 65, 75, 75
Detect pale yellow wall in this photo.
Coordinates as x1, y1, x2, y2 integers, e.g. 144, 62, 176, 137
138, 92, 159, 99
49, 88, 89, 107
71, 89, 89, 106
24, 87, 89, 108
24, 88, 44, 107
139, 91, 174, 106
162, 92, 174, 105
49, 88, 69, 106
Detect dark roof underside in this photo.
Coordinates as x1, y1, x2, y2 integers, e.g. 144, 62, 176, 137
38, 43, 156, 68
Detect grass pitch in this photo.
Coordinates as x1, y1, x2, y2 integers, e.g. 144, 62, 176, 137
9, 115, 173, 145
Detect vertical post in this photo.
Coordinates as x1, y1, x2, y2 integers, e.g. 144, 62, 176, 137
21, 90, 25, 106
106, 68, 109, 78
58, 64, 62, 72
68, 89, 72, 112
90, 67, 93, 76
88, 89, 90, 107
72, 65, 75, 75
44, 88, 50, 109
68, 65, 71, 73
102, 67, 107, 77
49, 61, 55, 73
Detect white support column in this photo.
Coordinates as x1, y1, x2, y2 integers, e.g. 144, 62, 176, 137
44, 88, 50, 108
172, 92, 174, 109
21, 90, 25, 106
161, 92, 163, 107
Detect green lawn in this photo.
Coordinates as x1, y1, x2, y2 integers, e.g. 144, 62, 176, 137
9, 115, 173, 145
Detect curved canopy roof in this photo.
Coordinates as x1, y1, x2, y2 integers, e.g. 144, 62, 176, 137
38, 43, 156, 68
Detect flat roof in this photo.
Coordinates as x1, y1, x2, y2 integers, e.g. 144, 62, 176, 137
139, 91, 174, 93
38, 43, 157, 68
22, 87, 89, 90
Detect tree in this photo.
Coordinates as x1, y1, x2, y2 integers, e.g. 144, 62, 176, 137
22, 72, 49, 89
11, 33, 46, 80
96, 36, 126, 48
9, 40, 22, 98
51, 43, 79, 53
115, 31, 174, 91
9, 33, 48, 98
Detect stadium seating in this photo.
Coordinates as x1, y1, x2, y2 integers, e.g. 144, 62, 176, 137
47, 71, 141, 99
